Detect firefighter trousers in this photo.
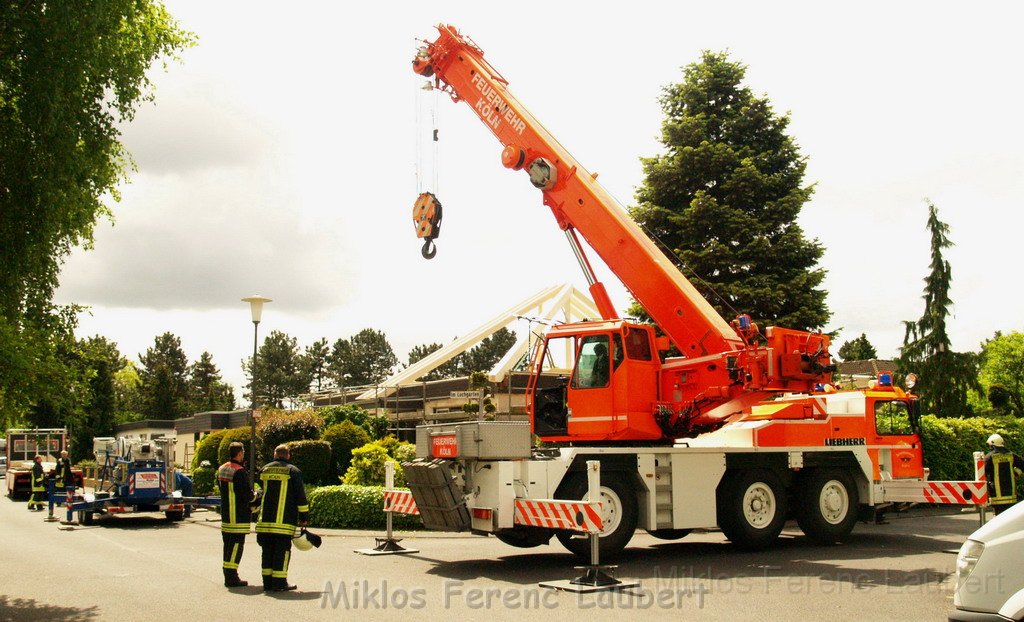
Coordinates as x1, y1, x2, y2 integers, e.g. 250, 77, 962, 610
222, 532, 246, 571
257, 533, 292, 586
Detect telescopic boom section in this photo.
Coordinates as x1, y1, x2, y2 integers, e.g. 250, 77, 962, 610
413, 24, 742, 358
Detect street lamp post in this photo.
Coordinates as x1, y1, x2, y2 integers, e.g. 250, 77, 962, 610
242, 295, 272, 485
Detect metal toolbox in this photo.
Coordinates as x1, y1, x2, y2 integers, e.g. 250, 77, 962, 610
415, 421, 531, 460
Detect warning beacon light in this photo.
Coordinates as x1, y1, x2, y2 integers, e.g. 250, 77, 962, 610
877, 373, 893, 387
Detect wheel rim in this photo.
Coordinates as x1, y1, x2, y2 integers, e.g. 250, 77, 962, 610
818, 479, 850, 525
596, 486, 623, 536
742, 482, 777, 529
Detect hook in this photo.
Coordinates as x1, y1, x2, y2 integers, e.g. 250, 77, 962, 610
421, 239, 437, 260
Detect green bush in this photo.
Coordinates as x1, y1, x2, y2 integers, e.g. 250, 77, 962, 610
921, 415, 1024, 481
255, 409, 324, 463
320, 404, 370, 430
365, 414, 390, 440
321, 421, 370, 480
287, 440, 332, 485
191, 465, 216, 496
192, 429, 230, 470
343, 444, 405, 487
217, 427, 254, 467
392, 442, 416, 464
307, 485, 420, 530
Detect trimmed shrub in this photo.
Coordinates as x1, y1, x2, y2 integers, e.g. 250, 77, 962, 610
308, 485, 420, 530
191, 465, 216, 496
921, 415, 1024, 481
192, 429, 230, 470
255, 409, 324, 463
321, 421, 370, 480
217, 427, 254, 467
392, 442, 416, 464
320, 404, 370, 430
287, 440, 332, 485
343, 444, 404, 487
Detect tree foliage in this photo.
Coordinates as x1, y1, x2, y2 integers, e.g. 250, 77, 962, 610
138, 332, 190, 418
328, 328, 398, 386
303, 338, 330, 393
837, 333, 878, 361
978, 332, 1024, 417
244, 330, 310, 409
187, 351, 235, 413
630, 51, 829, 331
0, 1, 193, 426
897, 202, 979, 417
407, 327, 517, 381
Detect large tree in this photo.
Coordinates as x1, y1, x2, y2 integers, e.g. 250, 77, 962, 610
978, 331, 1024, 418
0, 2, 193, 426
461, 328, 517, 374
303, 338, 330, 393
138, 332, 190, 418
838, 333, 879, 361
328, 329, 399, 387
187, 352, 235, 413
244, 330, 309, 409
897, 202, 979, 417
631, 51, 829, 331
67, 337, 119, 462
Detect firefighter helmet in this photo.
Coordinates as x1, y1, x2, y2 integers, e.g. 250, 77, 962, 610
987, 434, 1005, 448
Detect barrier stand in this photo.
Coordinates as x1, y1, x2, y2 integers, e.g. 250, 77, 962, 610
540, 461, 640, 593
44, 480, 60, 523
355, 461, 419, 555
974, 451, 988, 527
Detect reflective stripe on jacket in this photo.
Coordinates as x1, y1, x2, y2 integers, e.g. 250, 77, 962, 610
987, 449, 1023, 505
31, 463, 46, 492
255, 460, 309, 536
217, 460, 253, 534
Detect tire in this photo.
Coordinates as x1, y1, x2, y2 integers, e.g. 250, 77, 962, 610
554, 471, 638, 560
795, 468, 859, 544
165, 510, 185, 522
647, 529, 692, 541
494, 527, 552, 549
78, 511, 95, 526
716, 469, 787, 550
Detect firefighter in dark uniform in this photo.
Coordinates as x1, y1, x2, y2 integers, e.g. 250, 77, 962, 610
217, 442, 254, 587
256, 444, 309, 592
28, 455, 46, 511
54, 450, 75, 501
985, 434, 1024, 516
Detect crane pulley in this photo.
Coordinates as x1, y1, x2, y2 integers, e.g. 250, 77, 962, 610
412, 191, 442, 259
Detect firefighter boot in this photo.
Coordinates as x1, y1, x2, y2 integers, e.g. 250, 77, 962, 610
271, 578, 297, 592
223, 570, 248, 588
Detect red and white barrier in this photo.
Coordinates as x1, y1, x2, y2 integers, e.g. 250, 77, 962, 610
514, 499, 603, 533
384, 490, 419, 515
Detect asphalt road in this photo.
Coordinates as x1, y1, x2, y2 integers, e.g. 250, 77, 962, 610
0, 490, 982, 621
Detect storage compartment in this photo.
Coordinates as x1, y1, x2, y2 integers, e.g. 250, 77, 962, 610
415, 421, 531, 460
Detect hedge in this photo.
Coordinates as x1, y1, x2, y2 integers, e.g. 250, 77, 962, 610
343, 444, 401, 487
217, 427, 254, 467
191, 465, 216, 496
256, 409, 323, 463
921, 415, 1024, 481
320, 404, 370, 430
192, 429, 230, 470
307, 485, 420, 530
287, 440, 332, 485
321, 422, 370, 480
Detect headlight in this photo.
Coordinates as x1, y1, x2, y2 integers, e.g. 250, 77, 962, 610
905, 373, 918, 389
956, 539, 985, 592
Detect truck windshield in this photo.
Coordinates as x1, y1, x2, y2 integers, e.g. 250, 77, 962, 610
572, 335, 611, 389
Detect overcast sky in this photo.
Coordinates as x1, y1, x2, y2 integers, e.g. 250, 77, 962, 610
54, 1, 1024, 400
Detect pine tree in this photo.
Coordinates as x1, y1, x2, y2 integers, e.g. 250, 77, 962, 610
138, 333, 190, 418
188, 352, 235, 413
244, 330, 309, 409
897, 201, 979, 416
327, 329, 399, 386
837, 333, 878, 361
631, 51, 829, 331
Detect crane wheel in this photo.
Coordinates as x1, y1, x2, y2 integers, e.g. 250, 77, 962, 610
495, 526, 552, 548
554, 471, 637, 561
647, 528, 692, 541
716, 468, 787, 550
794, 468, 859, 544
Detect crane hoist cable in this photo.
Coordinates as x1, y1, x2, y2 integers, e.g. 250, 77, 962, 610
413, 74, 442, 259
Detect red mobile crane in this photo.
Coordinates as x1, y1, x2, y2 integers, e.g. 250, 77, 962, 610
404, 24, 985, 558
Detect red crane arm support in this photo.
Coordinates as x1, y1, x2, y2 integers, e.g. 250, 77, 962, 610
414, 25, 741, 357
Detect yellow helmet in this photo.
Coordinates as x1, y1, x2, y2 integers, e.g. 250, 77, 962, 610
292, 528, 321, 552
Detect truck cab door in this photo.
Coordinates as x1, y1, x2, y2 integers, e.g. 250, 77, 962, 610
872, 399, 924, 479
566, 334, 616, 438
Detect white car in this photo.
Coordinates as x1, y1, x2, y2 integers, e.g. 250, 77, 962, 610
951, 502, 1024, 621
0, 456, 6, 477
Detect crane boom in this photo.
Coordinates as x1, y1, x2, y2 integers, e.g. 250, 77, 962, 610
413, 24, 742, 358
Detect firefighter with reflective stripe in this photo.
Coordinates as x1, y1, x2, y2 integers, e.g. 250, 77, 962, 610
984, 434, 1024, 515
217, 442, 254, 587
255, 444, 308, 592
53, 450, 75, 501
28, 455, 46, 511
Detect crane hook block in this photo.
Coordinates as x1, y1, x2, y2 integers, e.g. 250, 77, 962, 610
413, 192, 443, 259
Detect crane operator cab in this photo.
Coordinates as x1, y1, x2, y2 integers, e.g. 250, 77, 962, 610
528, 320, 662, 442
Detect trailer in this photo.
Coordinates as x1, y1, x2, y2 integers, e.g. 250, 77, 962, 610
66, 436, 218, 525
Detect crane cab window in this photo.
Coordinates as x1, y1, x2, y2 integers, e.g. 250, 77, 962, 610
572, 335, 611, 389
875, 400, 913, 436
624, 327, 652, 361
